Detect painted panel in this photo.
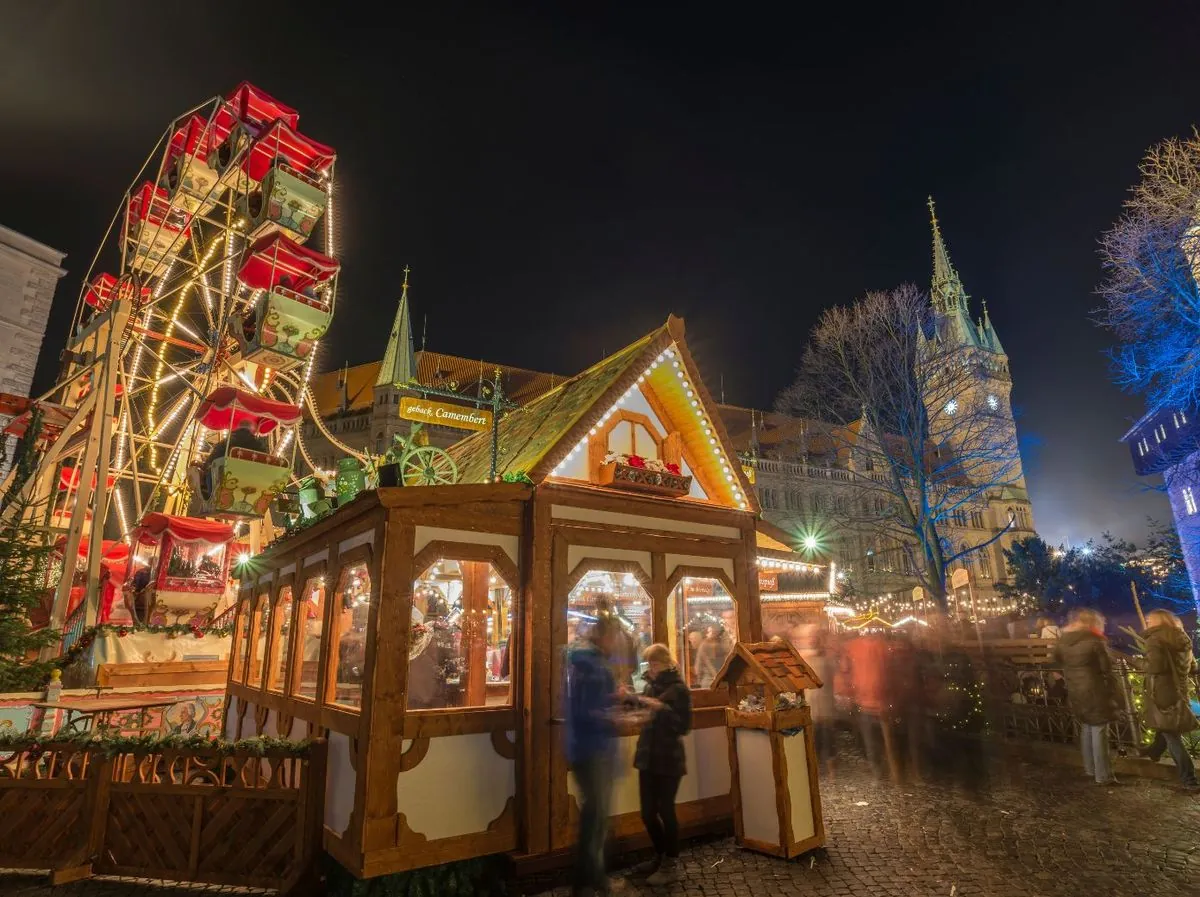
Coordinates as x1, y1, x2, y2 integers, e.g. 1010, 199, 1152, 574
784, 732, 815, 843
735, 728, 780, 846
551, 505, 739, 539
338, 529, 374, 555
664, 553, 734, 580
0, 703, 33, 735
566, 545, 652, 578
326, 731, 356, 835
676, 725, 732, 803
396, 732, 515, 840
413, 526, 519, 565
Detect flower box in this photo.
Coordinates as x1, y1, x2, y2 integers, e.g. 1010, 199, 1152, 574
597, 460, 692, 497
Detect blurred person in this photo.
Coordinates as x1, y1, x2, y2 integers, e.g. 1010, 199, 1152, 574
1054, 609, 1123, 785
1140, 609, 1199, 790
844, 630, 898, 779
565, 599, 625, 896
1037, 616, 1062, 639
630, 644, 692, 885
693, 625, 729, 688
808, 623, 840, 775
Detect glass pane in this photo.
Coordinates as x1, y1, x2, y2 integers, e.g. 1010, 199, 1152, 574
567, 569, 653, 691
232, 599, 250, 682
332, 562, 372, 709
296, 576, 327, 700
608, 421, 634, 456
408, 559, 515, 710
634, 424, 659, 460
267, 586, 295, 693
248, 595, 269, 688
672, 577, 736, 688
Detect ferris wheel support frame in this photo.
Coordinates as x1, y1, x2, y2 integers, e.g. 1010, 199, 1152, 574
35, 299, 132, 647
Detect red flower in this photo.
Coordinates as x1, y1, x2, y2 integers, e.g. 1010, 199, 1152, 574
665, 463, 681, 475
626, 454, 647, 469
192, 629, 205, 639
117, 627, 129, 638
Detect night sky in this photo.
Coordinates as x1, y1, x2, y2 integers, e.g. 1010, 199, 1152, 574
2, 1, 1196, 545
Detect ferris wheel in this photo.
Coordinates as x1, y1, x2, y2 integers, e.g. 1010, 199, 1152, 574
0, 82, 365, 632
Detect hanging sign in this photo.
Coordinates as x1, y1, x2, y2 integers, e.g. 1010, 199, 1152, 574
399, 397, 492, 432
742, 464, 756, 484
758, 571, 779, 592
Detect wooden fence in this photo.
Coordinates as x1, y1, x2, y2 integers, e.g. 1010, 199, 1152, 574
0, 739, 326, 892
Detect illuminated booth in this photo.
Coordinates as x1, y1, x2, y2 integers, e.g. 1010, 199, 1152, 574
224, 317, 822, 877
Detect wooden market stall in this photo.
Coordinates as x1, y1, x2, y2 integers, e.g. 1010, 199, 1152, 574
224, 317, 800, 877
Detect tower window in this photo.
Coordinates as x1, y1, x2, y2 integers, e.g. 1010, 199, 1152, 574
1181, 410, 1189, 425
1137, 441, 1145, 457
1184, 487, 1197, 516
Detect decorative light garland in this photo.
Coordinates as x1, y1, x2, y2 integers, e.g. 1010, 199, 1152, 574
551, 346, 747, 508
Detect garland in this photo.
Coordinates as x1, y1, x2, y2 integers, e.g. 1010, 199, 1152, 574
0, 730, 312, 759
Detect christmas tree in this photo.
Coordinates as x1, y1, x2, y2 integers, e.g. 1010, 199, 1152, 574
0, 408, 59, 690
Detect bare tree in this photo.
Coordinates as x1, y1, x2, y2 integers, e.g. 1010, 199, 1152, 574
1099, 130, 1200, 412
775, 284, 1023, 609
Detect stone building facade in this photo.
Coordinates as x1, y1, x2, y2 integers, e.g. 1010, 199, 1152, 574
0, 225, 67, 477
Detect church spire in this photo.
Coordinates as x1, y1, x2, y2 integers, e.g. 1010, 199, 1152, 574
981, 299, 1006, 356
377, 266, 417, 387
928, 196, 969, 317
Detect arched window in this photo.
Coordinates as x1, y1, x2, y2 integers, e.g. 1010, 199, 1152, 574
669, 575, 736, 689
330, 559, 373, 709
294, 574, 327, 701
266, 585, 295, 694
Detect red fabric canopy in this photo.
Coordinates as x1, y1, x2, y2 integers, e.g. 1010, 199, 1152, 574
127, 182, 189, 233
196, 386, 301, 434
58, 467, 116, 492
223, 81, 299, 132
236, 234, 339, 292
133, 513, 235, 547
166, 114, 232, 164
3, 402, 72, 438
241, 120, 335, 181
54, 536, 129, 562
84, 273, 151, 309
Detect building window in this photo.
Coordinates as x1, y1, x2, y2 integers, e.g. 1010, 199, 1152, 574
1138, 441, 1145, 457
567, 569, 652, 692
1181, 410, 1189, 425
669, 576, 736, 689
409, 557, 515, 709
1184, 487, 1198, 516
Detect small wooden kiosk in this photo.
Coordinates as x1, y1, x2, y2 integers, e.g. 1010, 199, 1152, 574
223, 317, 792, 877
712, 640, 825, 859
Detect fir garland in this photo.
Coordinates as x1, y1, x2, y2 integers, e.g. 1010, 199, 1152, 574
56, 620, 235, 669
0, 730, 312, 759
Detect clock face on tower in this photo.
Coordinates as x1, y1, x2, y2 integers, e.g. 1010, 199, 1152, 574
944, 399, 959, 416
987, 394, 999, 411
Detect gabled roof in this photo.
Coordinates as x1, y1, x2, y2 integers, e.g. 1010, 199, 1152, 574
711, 640, 823, 693
445, 316, 759, 512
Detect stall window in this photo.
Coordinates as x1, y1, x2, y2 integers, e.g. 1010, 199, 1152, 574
669, 576, 736, 689
607, 420, 660, 460
567, 569, 653, 691
232, 598, 251, 682
407, 558, 515, 710
266, 585, 295, 694
248, 593, 270, 688
331, 562, 372, 709
295, 575, 327, 701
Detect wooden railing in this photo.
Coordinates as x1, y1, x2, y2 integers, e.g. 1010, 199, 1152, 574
0, 738, 326, 891
59, 601, 87, 656
208, 603, 238, 631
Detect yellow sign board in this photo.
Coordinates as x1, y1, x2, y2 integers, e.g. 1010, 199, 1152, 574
742, 464, 756, 484
399, 397, 493, 432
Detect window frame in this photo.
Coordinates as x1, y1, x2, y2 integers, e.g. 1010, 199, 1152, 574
290, 560, 329, 705
230, 594, 252, 683
264, 573, 296, 695
245, 589, 271, 691
325, 544, 378, 711
664, 566, 740, 692
407, 540, 522, 715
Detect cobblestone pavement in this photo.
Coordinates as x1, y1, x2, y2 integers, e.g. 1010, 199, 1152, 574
3, 749, 1199, 897
527, 751, 1200, 897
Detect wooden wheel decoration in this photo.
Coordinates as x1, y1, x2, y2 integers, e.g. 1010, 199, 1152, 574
400, 446, 458, 486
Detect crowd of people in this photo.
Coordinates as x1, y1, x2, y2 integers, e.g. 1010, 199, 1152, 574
563, 597, 1199, 895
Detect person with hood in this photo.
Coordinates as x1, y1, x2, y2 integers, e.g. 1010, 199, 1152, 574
630, 643, 692, 885
1054, 608, 1123, 785
565, 601, 624, 896
1140, 609, 1199, 790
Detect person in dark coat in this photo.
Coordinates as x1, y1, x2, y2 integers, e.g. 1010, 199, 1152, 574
1053, 608, 1123, 785
1141, 609, 1199, 789
631, 643, 692, 885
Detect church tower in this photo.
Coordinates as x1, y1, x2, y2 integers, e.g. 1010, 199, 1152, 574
371, 267, 419, 454
926, 198, 1034, 594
